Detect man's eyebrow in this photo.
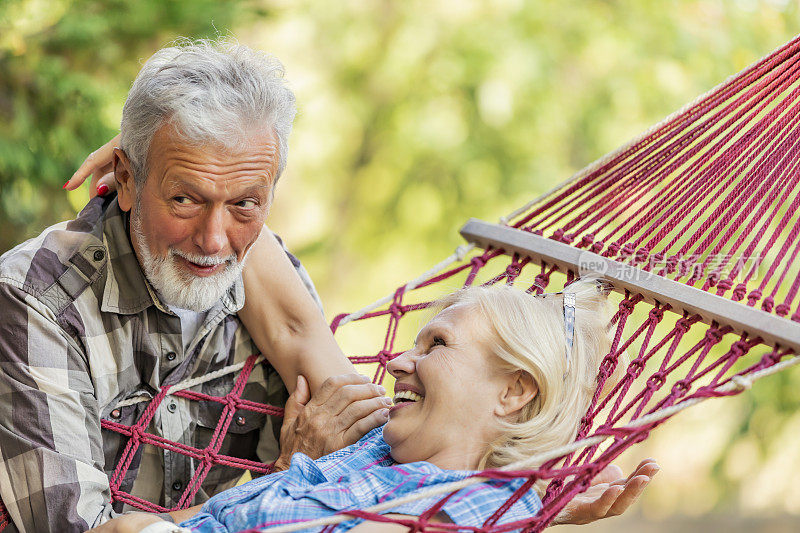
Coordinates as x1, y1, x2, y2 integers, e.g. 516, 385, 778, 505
165, 178, 270, 196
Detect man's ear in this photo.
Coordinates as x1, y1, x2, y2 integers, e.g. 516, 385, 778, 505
113, 148, 137, 212
495, 371, 538, 419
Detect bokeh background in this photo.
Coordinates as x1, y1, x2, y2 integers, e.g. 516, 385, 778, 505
2, 0, 800, 530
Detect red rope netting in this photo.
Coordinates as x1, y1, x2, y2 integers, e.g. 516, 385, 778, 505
2, 34, 800, 533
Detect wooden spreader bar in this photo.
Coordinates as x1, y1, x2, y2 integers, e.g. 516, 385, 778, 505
460, 218, 800, 354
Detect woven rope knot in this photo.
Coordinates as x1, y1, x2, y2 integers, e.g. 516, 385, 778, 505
675, 318, 693, 333
533, 274, 550, 291
647, 372, 666, 389
621, 242, 635, 255
580, 233, 595, 247
649, 307, 665, 322
716, 278, 734, 291
618, 299, 636, 314
672, 379, 691, 395
730, 340, 748, 357
706, 272, 720, 287
590, 241, 604, 253
792, 312, 800, 323
599, 356, 617, 376
505, 263, 521, 277
704, 328, 723, 344
627, 359, 645, 378
665, 255, 678, 274
224, 395, 239, 412
552, 228, 568, 243
377, 351, 390, 364
202, 448, 217, 464
470, 256, 486, 269
775, 302, 791, 316
760, 296, 775, 313
732, 283, 748, 300
604, 242, 621, 258
731, 375, 752, 391
747, 289, 763, 306
634, 247, 650, 265
129, 425, 145, 441
389, 303, 404, 319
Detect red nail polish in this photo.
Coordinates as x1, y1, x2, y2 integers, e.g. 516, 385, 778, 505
97, 185, 109, 196
63, 181, 70, 189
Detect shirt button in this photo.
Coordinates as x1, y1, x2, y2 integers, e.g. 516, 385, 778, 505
93, 249, 105, 261
172, 481, 183, 491
167, 402, 177, 413
165, 352, 177, 361
110, 409, 121, 419
235, 415, 246, 426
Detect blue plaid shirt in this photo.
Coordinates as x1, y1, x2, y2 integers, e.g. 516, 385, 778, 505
181, 426, 542, 532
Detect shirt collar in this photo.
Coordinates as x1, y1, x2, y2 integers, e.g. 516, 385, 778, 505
99, 199, 245, 316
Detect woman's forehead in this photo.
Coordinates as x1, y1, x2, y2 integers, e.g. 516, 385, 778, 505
423, 303, 486, 336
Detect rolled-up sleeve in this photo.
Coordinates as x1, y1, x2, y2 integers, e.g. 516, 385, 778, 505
0, 283, 116, 532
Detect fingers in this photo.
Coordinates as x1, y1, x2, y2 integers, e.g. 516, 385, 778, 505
93, 171, 116, 198
338, 396, 392, 431
310, 374, 383, 411
67, 134, 120, 190
341, 405, 390, 448
591, 463, 624, 485
606, 472, 655, 517
294, 375, 311, 405
282, 376, 311, 426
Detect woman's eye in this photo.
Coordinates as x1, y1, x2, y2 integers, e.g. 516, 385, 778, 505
432, 336, 446, 347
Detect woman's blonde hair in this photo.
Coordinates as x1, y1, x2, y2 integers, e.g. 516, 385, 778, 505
435, 278, 623, 472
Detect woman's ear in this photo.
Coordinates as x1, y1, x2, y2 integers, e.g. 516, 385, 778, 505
113, 148, 137, 212
495, 370, 538, 418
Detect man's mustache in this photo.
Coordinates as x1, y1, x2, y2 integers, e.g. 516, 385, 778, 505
170, 249, 237, 267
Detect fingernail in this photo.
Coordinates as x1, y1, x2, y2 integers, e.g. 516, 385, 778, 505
63, 181, 70, 189
378, 385, 386, 395
382, 397, 393, 406
380, 408, 389, 418
97, 185, 109, 196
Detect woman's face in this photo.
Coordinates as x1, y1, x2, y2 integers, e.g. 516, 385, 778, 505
383, 303, 511, 470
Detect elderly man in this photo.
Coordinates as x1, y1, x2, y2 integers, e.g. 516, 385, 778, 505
0, 41, 382, 532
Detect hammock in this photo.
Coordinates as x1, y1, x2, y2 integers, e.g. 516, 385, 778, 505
2, 33, 800, 532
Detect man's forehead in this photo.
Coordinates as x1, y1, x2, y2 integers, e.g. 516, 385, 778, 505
147, 126, 279, 192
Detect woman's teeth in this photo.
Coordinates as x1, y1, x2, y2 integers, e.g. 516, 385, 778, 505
392, 390, 424, 404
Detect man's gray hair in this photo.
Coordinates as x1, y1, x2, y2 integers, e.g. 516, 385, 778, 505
120, 38, 296, 187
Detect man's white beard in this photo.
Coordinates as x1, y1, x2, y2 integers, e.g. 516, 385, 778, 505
131, 213, 245, 312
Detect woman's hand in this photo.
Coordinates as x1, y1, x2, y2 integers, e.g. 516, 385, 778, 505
65, 134, 120, 197
551, 459, 659, 525
87, 512, 166, 533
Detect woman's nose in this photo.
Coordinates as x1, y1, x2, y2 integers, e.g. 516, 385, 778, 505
387, 350, 417, 378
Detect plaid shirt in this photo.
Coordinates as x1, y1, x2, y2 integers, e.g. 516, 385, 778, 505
0, 196, 319, 532
182, 426, 542, 532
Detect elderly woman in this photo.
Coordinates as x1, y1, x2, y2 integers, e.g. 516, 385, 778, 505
91, 279, 656, 533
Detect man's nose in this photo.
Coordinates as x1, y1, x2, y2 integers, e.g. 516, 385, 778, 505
193, 207, 228, 256
387, 350, 417, 378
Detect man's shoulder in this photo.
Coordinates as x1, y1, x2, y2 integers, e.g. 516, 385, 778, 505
0, 197, 110, 308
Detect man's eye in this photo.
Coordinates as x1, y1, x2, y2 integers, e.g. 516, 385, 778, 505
173, 196, 192, 205
236, 199, 257, 209
432, 336, 446, 347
